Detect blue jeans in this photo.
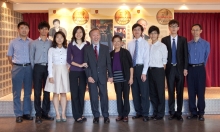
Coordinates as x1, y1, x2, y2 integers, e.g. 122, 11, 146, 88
11, 65, 32, 117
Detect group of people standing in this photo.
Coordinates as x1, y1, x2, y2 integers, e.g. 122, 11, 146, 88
7, 18, 210, 124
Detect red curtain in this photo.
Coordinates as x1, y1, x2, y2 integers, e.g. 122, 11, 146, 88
175, 13, 220, 87
22, 13, 48, 40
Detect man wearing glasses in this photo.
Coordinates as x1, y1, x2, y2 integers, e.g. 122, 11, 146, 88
161, 19, 188, 121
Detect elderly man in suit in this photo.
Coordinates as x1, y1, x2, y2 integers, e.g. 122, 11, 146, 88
84, 28, 113, 124
161, 19, 188, 121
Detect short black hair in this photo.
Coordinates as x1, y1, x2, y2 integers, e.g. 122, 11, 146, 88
70, 26, 86, 44
53, 19, 60, 24
148, 25, 160, 35
192, 24, 202, 30
52, 31, 67, 49
132, 23, 144, 32
89, 28, 100, 37
168, 19, 179, 27
17, 21, 30, 29
38, 21, 50, 30
112, 35, 122, 42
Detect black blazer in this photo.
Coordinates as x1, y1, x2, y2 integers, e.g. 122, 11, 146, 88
110, 48, 133, 81
161, 36, 188, 75
84, 44, 113, 84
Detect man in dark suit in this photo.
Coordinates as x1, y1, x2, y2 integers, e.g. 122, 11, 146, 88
161, 19, 188, 121
137, 18, 150, 40
84, 28, 113, 124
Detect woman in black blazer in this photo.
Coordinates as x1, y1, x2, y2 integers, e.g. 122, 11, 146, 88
110, 35, 133, 122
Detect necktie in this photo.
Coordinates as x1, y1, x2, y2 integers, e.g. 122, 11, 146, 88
133, 40, 138, 66
94, 46, 98, 60
171, 38, 177, 64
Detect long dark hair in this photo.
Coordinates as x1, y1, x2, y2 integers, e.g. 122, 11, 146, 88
52, 31, 67, 48
70, 26, 86, 44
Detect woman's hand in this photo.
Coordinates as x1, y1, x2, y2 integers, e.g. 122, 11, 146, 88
49, 78, 54, 83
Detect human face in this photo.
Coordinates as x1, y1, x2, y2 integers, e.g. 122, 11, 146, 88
191, 25, 202, 38
38, 27, 49, 36
18, 25, 29, 37
138, 20, 147, 32
75, 28, 83, 40
132, 26, 142, 39
169, 24, 179, 35
113, 37, 122, 50
55, 33, 64, 46
90, 30, 100, 45
149, 31, 159, 43
53, 21, 60, 28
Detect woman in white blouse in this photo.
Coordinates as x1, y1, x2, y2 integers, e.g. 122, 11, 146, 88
148, 26, 168, 120
44, 31, 70, 122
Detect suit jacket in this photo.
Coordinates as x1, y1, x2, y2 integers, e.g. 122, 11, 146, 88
161, 35, 188, 75
110, 48, 133, 81
84, 44, 113, 84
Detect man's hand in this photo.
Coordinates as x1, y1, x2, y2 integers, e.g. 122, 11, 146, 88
82, 63, 88, 68
141, 74, 146, 82
183, 69, 188, 76
108, 77, 113, 84
49, 78, 54, 83
88, 77, 95, 83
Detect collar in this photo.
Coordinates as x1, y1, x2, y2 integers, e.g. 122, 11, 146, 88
56, 46, 64, 49
134, 37, 143, 42
18, 36, 30, 41
72, 41, 87, 46
170, 35, 178, 40
93, 44, 100, 48
151, 40, 160, 46
193, 37, 202, 43
38, 37, 49, 41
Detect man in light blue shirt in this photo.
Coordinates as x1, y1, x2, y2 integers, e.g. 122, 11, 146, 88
7, 21, 33, 123
187, 24, 210, 121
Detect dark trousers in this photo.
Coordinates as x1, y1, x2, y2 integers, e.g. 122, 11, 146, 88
166, 66, 184, 116
33, 64, 50, 117
114, 81, 130, 117
187, 65, 206, 115
148, 68, 165, 117
88, 80, 109, 118
69, 71, 86, 120
131, 65, 150, 116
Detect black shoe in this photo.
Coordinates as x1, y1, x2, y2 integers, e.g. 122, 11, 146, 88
75, 118, 83, 123
150, 115, 157, 120
93, 117, 99, 124
187, 114, 198, 120
176, 115, 183, 121
42, 115, 54, 120
154, 117, 163, 121
116, 116, 123, 121
35, 116, 42, 124
16, 116, 23, 123
23, 114, 33, 120
132, 114, 142, 119
143, 116, 149, 122
198, 115, 205, 121
104, 117, 110, 124
82, 116, 87, 121
168, 114, 176, 120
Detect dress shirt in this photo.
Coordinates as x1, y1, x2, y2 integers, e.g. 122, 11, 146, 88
170, 35, 178, 48
149, 41, 168, 67
188, 38, 210, 65
7, 37, 32, 64
72, 41, 86, 50
48, 47, 67, 77
92, 44, 100, 55
29, 37, 52, 68
128, 37, 150, 74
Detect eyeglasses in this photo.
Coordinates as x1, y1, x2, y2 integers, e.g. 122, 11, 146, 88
169, 25, 178, 28
150, 32, 158, 35
191, 30, 201, 32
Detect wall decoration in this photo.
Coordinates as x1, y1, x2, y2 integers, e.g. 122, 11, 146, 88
72, 9, 89, 25
91, 19, 113, 51
156, 8, 173, 25
114, 26, 126, 48
114, 9, 131, 25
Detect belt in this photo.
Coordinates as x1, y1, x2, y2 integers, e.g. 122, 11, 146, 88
13, 63, 31, 67
189, 63, 204, 67
35, 63, 48, 66
149, 67, 163, 70
171, 64, 177, 66
134, 64, 143, 67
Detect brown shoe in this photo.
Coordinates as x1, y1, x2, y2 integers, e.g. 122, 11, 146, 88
123, 117, 128, 122
116, 116, 123, 121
